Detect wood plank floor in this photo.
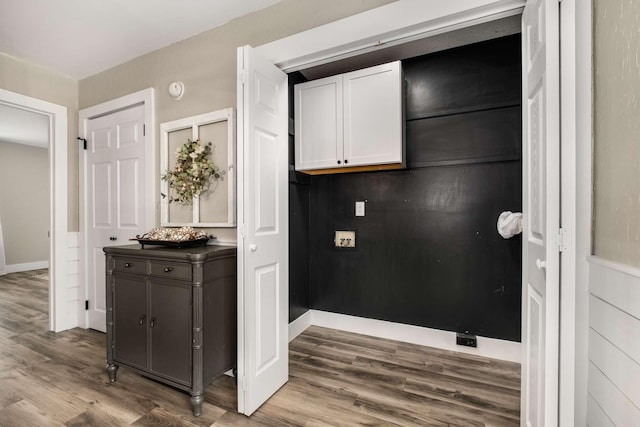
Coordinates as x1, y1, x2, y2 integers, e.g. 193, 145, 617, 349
0, 269, 520, 426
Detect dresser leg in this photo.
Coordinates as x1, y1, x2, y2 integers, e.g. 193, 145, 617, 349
106, 364, 119, 383
190, 393, 204, 417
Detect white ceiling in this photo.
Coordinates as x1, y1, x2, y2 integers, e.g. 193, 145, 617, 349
0, 0, 281, 147
0, 0, 282, 80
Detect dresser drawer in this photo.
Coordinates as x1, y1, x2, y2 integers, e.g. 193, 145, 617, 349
114, 258, 146, 275
149, 261, 192, 281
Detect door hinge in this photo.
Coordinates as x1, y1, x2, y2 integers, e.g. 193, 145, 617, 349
77, 137, 87, 150
556, 228, 567, 252
240, 224, 247, 239
242, 376, 247, 392
143, 124, 146, 136
239, 70, 248, 85
85, 300, 89, 310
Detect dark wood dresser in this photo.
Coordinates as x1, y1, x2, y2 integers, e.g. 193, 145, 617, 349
103, 244, 236, 417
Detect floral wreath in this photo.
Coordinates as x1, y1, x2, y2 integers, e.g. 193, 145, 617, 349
161, 139, 224, 205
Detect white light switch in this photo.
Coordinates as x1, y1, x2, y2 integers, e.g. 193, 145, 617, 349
355, 201, 365, 217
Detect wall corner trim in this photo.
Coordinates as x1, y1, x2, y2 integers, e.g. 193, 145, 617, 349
289, 310, 312, 342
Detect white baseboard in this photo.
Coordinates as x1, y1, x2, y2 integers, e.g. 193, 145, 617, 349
289, 309, 521, 364
6, 260, 49, 273
289, 310, 312, 342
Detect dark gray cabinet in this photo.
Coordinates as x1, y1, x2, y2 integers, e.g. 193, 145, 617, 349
104, 244, 237, 417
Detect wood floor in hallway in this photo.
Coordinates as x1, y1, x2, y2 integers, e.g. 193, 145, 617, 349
0, 269, 520, 426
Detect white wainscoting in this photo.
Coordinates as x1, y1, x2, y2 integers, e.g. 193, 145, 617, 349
588, 257, 640, 426
56, 232, 80, 331
288, 309, 521, 363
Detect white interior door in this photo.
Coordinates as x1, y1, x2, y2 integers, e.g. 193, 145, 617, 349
236, 45, 289, 416
521, 0, 560, 426
86, 104, 146, 332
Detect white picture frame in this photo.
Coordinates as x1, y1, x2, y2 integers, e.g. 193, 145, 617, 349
160, 108, 235, 227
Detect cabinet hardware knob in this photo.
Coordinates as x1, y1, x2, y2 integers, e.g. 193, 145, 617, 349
344, 159, 348, 164
164, 267, 173, 273
337, 160, 341, 165
250, 243, 258, 252
109, 236, 118, 241
138, 315, 146, 325
535, 259, 547, 270
124, 263, 132, 268
150, 317, 156, 328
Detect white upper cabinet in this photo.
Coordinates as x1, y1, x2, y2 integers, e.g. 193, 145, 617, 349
294, 61, 404, 174
295, 75, 343, 170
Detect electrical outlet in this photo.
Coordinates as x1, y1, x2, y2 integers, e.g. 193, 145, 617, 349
335, 230, 356, 248
456, 332, 477, 347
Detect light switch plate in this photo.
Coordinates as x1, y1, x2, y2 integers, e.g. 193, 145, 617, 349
355, 201, 365, 217
335, 230, 356, 248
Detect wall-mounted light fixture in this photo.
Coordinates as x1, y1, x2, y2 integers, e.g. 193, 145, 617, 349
168, 81, 185, 100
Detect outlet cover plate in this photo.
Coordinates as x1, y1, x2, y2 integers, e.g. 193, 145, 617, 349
335, 230, 356, 248
355, 201, 365, 217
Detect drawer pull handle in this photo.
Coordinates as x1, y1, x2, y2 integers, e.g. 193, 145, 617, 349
124, 263, 132, 268
164, 267, 173, 273
150, 317, 156, 328
138, 315, 146, 325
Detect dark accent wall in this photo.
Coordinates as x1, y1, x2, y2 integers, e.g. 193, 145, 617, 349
289, 72, 311, 322
290, 35, 522, 341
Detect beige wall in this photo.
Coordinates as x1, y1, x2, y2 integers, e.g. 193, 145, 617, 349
0, 141, 49, 264
79, 0, 395, 241
593, 0, 640, 266
0, 53, 79, 232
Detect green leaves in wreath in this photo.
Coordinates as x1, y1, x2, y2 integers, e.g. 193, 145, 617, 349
161, 138, 225, 205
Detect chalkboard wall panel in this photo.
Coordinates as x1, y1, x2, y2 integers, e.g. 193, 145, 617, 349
289, 34, 522, 341
309, 161, 522, 340
406, 106, 521, 168
404, 35, 521, 121
289, 71, 311, 322
289, 180, 311, 322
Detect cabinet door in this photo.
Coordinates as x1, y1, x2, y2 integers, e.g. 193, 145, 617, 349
295, 75, 343, 170
149, 280, 192, 386
113, 275, 148, 370
343, 61, 404, 167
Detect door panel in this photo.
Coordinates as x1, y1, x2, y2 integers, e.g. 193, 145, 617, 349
255, 264, 278, 374
92, 162, 112, 227
117, 158, 140, 228
86, 104, 145, 332
113, 275, 147, 370
149, 280, 192, 386
343, 61, 403, 166
294, 75, 343, 170
237, 45, 289, 416
521, 0, 560, 425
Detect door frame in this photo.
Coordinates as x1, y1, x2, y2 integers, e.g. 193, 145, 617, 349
252, 0, 580, 421
78, 88, 155, 328
0, 88, 68, 332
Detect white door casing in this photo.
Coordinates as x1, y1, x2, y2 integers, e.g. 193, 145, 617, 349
0, 88, 69, 332
85, 105, 146, 332
79, 88, 155, 331
521, 0, 560, 426
236, 45, 289, 416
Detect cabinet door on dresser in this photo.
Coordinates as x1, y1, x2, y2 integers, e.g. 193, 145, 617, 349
113, 276, 147, 370
148, 280, 192, 386
294, 74, 343, 170
343, 61, 404, 167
